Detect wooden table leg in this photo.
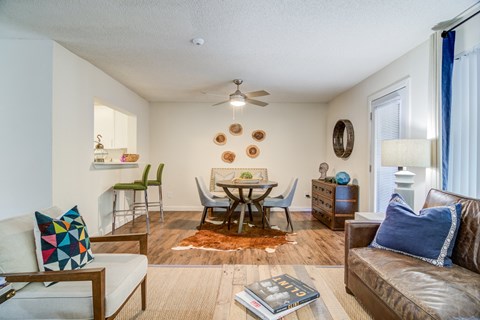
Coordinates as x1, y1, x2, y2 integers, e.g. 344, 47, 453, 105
252, 201, 270, 229
224, 200, 239, 230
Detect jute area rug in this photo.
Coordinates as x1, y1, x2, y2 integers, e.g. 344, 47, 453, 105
117, 265, 372, 320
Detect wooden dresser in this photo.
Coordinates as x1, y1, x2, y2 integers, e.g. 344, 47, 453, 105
311, 179, 359, 230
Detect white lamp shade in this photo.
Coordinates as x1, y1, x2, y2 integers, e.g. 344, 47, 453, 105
381, 139, 431, 168
230, 94, 245, 107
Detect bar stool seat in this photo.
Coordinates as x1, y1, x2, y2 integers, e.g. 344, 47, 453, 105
112, 164, 151, 234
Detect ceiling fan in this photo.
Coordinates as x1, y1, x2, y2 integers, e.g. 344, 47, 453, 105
211, 79, 270, 107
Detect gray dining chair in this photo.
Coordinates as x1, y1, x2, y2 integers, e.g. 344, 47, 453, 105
195, 177, 231, 229
262, 178, 298, 232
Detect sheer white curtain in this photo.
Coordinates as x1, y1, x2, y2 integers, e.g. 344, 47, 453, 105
447, 45, 480, 198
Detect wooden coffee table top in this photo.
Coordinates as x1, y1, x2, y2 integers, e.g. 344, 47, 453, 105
213, 264, 348, 320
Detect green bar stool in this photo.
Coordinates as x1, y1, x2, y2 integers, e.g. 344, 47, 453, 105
112, 164, 151, 234
135, 163, 165, 222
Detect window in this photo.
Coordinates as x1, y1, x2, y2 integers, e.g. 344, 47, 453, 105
370, 86, 407, 212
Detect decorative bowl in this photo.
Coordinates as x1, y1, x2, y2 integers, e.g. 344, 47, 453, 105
122, 153, 140, 162
335, 171, 350, 185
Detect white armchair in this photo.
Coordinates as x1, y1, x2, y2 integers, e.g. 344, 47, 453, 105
0, 207, 148, 319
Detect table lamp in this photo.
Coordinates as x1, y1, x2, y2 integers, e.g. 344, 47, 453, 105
381, 139, 431, 208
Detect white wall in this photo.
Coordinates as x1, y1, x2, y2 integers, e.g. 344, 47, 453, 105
52, 43, 150, 235
0, 40, 53, 218
326, 40, 432, 211
149, 102, 328, 211
454, 12, 480, 55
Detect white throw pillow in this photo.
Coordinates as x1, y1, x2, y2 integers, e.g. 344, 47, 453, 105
214, 171, 235, 192
0, 214, 39, 290
252, 172, 264, 180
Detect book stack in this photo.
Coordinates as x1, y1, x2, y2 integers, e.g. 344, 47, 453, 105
235, 274, 320, 320
0, 277, 16, 305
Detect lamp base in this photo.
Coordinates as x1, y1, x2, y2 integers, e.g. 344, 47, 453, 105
394, 169, 415, 209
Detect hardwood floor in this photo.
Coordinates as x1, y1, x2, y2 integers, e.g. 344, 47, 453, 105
92, 210, 346, 265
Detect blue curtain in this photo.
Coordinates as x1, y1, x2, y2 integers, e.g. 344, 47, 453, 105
441, 31, 456, 190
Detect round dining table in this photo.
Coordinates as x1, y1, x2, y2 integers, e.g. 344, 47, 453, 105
216, 179, 278, 233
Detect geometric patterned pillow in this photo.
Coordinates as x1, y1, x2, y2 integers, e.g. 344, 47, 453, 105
33, 206, 94, 286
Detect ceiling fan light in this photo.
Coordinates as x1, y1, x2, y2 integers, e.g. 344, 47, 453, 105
230, 95, 245, 107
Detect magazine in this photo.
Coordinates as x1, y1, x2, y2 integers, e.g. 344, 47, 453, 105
244, 274, 320, 314
235, 290, 315, 320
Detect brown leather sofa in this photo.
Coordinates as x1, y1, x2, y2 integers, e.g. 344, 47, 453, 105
345, 189, 480, 320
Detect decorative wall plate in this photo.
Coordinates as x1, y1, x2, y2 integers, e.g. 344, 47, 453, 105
333, 119, 354, 158
213, 133, 227, 145
221, 151, 236, 163
246, 145, 260, 158
252, 130, 266, 142
229, 123, 243, 136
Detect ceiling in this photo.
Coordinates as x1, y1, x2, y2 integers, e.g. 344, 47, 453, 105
0, 0, 476, 103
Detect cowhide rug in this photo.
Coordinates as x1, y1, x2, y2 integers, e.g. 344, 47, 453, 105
172, 221, 296, 253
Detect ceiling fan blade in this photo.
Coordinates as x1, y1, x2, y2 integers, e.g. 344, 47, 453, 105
245, 90, 270, 98
201, 91, 227, 97
246, 98, 268, 107
212, 100, 229, 106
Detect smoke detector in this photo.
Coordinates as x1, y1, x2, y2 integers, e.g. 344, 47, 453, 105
191, 38, 205, 46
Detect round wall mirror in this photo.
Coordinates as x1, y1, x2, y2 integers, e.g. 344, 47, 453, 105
332, 119, 354, 158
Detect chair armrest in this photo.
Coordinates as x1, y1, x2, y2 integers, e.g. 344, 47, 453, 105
2, 267, 105, 283
2, 268, 106, 320
344, 220, 380, 290
90, 233, 148, 255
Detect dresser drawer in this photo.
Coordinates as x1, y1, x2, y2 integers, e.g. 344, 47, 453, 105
315, 196, 334, 212
312, 208, 333, 227
312, 181, 335, 198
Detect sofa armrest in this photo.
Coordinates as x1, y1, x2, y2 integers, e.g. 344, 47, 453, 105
90, 233, 148, 255
345, 220, 380, 250
2, 268, 106, 320
344, 220, 381, 292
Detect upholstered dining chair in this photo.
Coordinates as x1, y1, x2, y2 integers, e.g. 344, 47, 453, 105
112, 164, 151, 234
195, 176, 231, 229
135, 163, 165, 222
263, 178, 298, 232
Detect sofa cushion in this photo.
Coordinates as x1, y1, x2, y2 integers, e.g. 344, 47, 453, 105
34, 206, 94, 285
0, 253, 148, 319
370, 193, 461, 267
349, 247, 480, 320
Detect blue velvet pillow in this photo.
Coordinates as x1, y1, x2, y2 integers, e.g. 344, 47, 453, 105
370, 193, 461, 267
